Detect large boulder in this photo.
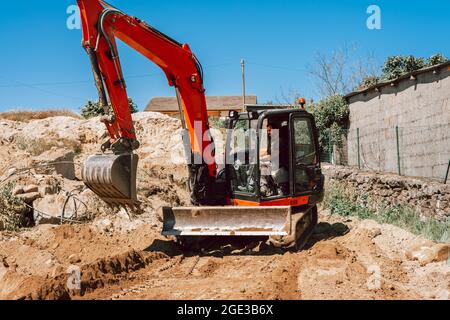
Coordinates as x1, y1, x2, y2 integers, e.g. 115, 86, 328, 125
32, 148, 75, 180
33, 194, 76, 225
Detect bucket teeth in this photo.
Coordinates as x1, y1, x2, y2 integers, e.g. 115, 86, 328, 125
81, 153, 139, 206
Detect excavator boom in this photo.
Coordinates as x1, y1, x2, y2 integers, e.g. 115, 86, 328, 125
77, 0, 216, 205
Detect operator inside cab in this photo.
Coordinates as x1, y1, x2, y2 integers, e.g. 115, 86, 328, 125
259, 119, 290, 197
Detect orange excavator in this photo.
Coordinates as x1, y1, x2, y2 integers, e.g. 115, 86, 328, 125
77, 0, 324, 249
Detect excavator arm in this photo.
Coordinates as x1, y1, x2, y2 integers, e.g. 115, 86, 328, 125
78, 0, 217, 205
77, 0, 323, 248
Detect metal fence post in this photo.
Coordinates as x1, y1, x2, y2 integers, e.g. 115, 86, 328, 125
444, 159, 450, 184
328, 130, 333, 164
357, 128, 361, 169
395, 126, 401, 176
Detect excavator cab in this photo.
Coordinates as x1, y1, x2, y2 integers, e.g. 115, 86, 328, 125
226, 108, 323, 206
163, 107, 324, 248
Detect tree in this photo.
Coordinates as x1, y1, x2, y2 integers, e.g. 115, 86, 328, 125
81, 98, 138, 119
307, 95, 349, 153
308, 44, 379, 98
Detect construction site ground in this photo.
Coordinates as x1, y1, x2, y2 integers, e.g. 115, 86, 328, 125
0, 112, 449, 300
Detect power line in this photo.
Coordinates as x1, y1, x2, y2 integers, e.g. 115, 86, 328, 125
0, 73, 160, 89
0, 76, 88, 102
246, 61, 307, 73
1, 61, 309, 107
0, 64, 234, 89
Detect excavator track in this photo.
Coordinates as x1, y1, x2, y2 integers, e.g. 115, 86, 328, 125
267, 205, 318, 250
294, 205, 318, 250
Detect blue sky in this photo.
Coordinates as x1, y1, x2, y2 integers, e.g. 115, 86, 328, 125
0, 0, 448, 112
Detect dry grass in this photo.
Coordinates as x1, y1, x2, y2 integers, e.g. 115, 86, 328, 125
15, 136, 82, 156
0, 109, 81, 122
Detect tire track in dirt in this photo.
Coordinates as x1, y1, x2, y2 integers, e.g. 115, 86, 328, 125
1, 213, 448, 300
80, 216, 440, 300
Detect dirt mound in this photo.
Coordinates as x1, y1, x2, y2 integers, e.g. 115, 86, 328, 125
1, 210, 449, 300
1, 112, 449, 300
0, 112, 183, 177
0, 112, 188, 230
5, 250, 168, 300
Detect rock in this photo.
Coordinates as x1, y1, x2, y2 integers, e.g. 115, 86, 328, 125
68, 254, 81, 264
23, 185, 39, 194
16, 192, 41, 203
33, 194, 76, 225
94, 218, 113, 233
32, 148, 76, 180
39, 185, 56, 196
359, 220, 382, 239
6, 168, 17, 178
432, 244, 450, 263
12, 186, 24, 196
38, 176, 60, 196
405, 241, 450, 266
51, 265, 65, 278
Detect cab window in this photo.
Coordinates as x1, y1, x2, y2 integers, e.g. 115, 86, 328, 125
229, 119, 258, 194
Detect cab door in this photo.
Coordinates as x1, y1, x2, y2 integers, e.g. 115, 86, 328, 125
290, 114, 321, 196
226, 117, 259, 203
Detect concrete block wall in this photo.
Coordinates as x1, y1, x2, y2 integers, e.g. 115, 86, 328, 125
347, 65, 450, 181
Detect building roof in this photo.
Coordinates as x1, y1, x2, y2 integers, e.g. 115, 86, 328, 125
344, 60, 450, 100
145, 95, 258, 113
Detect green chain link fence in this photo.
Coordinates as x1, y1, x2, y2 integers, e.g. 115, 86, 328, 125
322, 124, 450, 184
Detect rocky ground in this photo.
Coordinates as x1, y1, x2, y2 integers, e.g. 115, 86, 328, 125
0, 112, 449, 300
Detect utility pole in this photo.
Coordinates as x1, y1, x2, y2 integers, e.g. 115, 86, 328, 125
241, 59, 246, 108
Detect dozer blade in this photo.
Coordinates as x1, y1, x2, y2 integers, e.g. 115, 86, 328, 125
81, 153, 138, 205
162, 206, 292, 236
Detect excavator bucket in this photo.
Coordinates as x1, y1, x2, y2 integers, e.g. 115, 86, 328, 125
81, 153, 139, 205
162, 206, 292, 236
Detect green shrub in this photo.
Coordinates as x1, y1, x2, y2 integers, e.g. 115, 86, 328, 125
324, 182, 450, 243
81, 98, 138, 119
209, 116, 226, 129
427, 53, 447, 67
0, 183, 28, 231
356, 53, 448, 90
307, 95, 349, 153
381, 55, 425, 80
355, 75, 379, 91
381, 54, 448, 81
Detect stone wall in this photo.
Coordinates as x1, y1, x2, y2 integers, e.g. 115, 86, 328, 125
323, 164, 450, 220
346, 63, 450, 181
